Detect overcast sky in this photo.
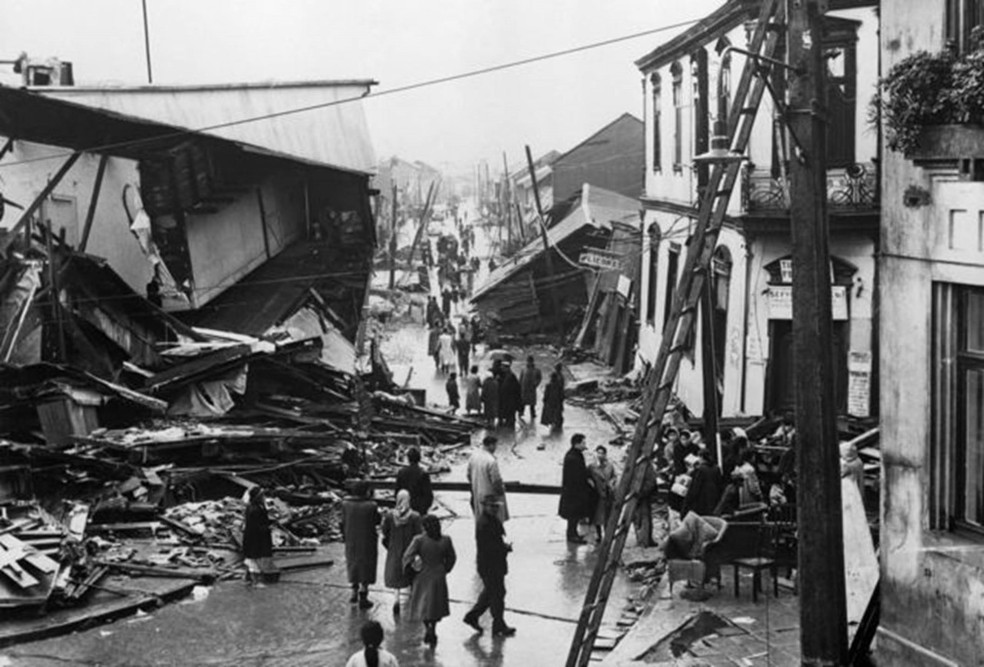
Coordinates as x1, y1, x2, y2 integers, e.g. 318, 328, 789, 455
0, 0, 721, 174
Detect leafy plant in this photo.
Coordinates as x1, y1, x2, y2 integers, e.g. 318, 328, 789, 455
874, 29, 984, 154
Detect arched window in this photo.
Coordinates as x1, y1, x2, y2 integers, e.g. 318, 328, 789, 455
646, 224, 661, 324
710, 246, 733, 412
670, 62, 684, 171
650, 73, 662, 172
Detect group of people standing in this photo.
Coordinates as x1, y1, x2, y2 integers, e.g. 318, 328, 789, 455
469, 356, 566, 433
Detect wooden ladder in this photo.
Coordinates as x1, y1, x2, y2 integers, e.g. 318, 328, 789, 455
565, 1, 785, 663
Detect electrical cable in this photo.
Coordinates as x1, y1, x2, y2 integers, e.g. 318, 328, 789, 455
0, 17, 702, 170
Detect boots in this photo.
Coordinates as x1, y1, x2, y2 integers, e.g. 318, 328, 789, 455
358, 588, 373, 610
349, 586, 359, 604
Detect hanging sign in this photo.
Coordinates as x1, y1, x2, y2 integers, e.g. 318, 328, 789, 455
579, 249, 622, 271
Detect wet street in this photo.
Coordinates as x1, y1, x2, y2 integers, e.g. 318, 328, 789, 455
1, 268, 639, 666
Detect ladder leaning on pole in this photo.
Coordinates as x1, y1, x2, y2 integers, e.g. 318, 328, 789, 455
565, 1, 785, 664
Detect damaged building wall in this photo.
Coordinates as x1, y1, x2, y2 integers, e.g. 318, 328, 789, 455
185, 165, 307, 308
0, 139, 155, 295
879, 0, 984, 663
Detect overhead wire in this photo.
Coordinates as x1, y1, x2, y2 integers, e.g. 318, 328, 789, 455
0, 17, 702, 170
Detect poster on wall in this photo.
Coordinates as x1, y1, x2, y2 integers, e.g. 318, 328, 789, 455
847, 351, 872, 418
767, 285, 848, 320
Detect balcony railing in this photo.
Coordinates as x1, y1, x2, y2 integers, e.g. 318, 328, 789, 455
741, 162, 878, 212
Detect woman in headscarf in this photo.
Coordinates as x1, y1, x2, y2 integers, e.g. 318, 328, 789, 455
381, 489, 422, 616
241, 486, 272, 585
402, 514, 456, 648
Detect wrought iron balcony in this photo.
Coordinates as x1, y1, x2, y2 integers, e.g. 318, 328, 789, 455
741, 162, 878, 212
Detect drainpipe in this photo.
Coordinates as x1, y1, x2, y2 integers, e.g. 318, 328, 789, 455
739, 237, 753, 414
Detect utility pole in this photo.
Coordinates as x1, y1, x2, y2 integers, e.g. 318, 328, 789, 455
787, 1, 847, 664
389, 183, 398, 289
502, 152, 513, 251
525, 145, 563, 342
141, 0, 153, 83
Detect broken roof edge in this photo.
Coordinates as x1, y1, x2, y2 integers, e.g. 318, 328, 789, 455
28, 79, 379, 94
0, 84, 377, 176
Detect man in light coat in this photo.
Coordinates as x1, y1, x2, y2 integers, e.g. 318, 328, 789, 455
467, 435, 509, 523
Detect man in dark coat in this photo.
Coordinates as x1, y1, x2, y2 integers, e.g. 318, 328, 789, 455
242, 486, 272, 585
395, 447, 434, 515
682, 449, 724, 517
558, 433, 593, 543
497, 363, 522, 429
463, 494, 516, 637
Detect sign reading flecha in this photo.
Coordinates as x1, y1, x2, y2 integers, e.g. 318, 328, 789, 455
767, 284, 848, 320
579, 250, 622, 271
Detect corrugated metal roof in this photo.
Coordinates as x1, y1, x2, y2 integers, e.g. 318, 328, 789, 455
471, 184, 639, 300
35, 80, 377, 174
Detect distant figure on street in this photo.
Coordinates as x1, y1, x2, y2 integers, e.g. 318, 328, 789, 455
497, 362, 522, 429
587, 446, 617, 543
342, 480, 380, 609
463, 494, 516, 637
381, 490, 422, 616
437, 327, 455, 375
455, 329, 471, 376
480, 368, 500, 428
241, 486, 272, 585
465, 365, 482, 415
559, 433, 593, 543
345, 620, 399, 667
441, 284, 453, 318
518, 356, 543, 422
428, 326, 441, 370
467, 435, 509, 522
681, 449, 724, 518
402, 514, 457, 648
395, 447, 434, 515
426, 296, 441, 329
488, 257, 497, 272
446, 372, 460, 414
540, 370, 565, 432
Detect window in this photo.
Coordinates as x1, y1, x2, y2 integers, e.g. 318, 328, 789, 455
646, 225, 661, 324
663, 242, 681, 329
823, 19, 859, 168
671, 62, 683, 172
947, 0, 984, 53
651, 74, 662, 172
932, 283, 984, 534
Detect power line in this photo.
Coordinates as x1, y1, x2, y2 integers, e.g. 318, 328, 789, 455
0, 17, 700, 170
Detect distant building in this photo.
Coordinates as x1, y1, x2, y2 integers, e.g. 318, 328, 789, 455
634, 0, 879, 420
878, 2, 984, 664
551, 113, 645, 205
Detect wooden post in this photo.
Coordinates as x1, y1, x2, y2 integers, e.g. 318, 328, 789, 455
1, 152, 81, 255
525, 145, 564, 340
502, 152, 513, 251
44, 219, 67, 363
699, 278, 720, 454
788, 1, 847, 664
404, 181, 436, 272
256, 187, 271, 259
389, 183, 398, 289
79, 154, 109, 253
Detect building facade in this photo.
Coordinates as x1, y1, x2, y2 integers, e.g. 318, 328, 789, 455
878, 0, 984, 663
634, 0, 879, 421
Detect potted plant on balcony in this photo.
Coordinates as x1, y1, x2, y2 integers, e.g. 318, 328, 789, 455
875, 26, 984, 161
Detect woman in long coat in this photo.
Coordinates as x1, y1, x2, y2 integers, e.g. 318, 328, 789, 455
587, 446, 617, 543
242, 486, 272, 585
402, 514, 456, 647
464, 365, 482, 415
380, 489, 422, 616
437, 327, 456, 374
540, 370, 565, 431
342, 480, 380, 609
